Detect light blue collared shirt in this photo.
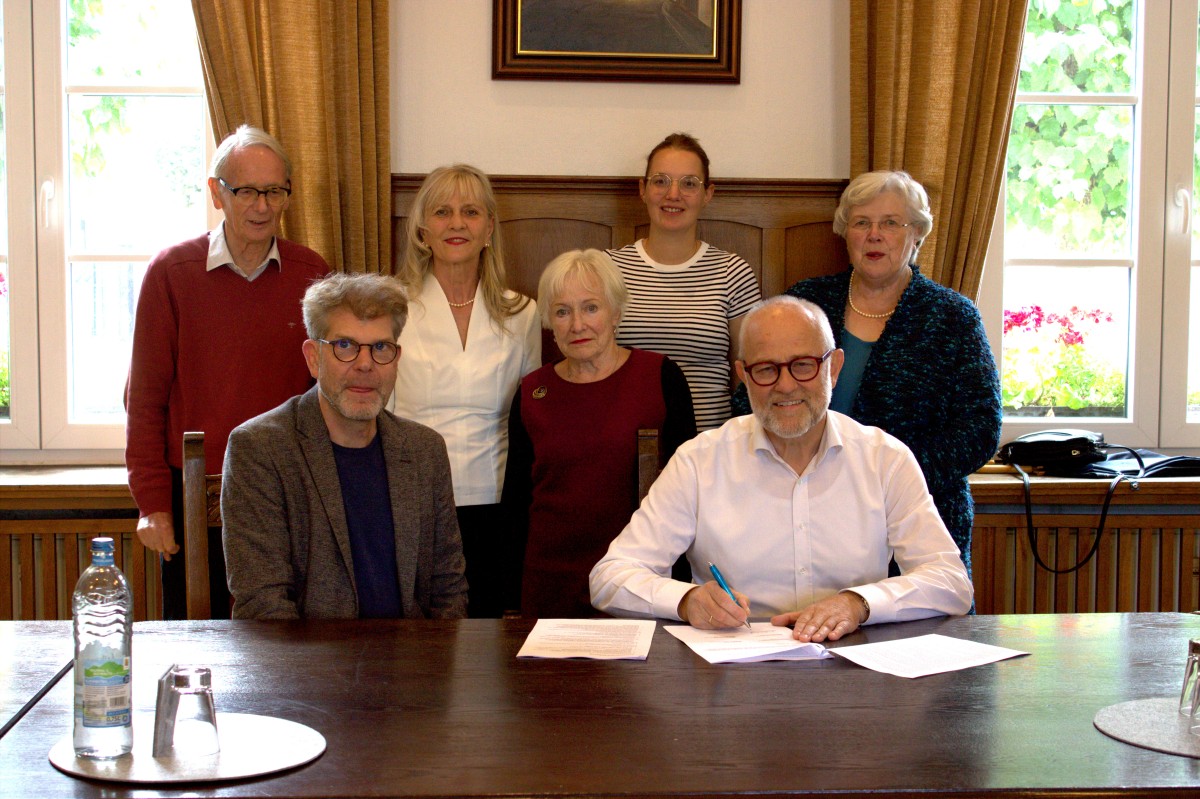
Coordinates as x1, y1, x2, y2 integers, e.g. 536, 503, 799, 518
206, 222, 282, 281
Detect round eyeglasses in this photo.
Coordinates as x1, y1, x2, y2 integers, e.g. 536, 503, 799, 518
316, 338, 399, 365
218, 177, 292, 207
645, 173, 706, 196
743, 349, 834, 387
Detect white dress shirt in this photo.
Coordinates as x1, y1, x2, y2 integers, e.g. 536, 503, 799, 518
205, 222, 282, 281
589, 411, 973, 623
391, 272, 541, 506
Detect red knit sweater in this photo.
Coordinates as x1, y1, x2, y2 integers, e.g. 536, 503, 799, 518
125, 233, 329, 516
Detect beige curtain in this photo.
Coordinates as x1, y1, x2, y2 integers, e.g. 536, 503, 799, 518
192, 1, 391, 274
850, 0, 1027, 299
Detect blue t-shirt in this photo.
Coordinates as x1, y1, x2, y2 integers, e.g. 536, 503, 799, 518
332, 434, 401, 618
831, 329, 874, 414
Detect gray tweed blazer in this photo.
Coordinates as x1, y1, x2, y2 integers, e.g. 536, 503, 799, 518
221, 386, 468, 620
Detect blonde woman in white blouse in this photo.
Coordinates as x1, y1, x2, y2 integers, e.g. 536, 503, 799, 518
392, 164, 540, 617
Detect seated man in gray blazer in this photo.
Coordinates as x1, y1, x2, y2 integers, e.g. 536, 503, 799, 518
222, 272, 468, 619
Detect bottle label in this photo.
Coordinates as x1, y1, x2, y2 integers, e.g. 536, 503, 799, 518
79, 653, 131, 728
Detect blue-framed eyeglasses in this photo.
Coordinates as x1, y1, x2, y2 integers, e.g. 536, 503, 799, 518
316, 338, 399, 365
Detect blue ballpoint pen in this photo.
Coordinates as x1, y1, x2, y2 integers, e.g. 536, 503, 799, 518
707, 561, 752, 629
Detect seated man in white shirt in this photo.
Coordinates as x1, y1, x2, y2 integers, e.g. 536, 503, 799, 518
589, 295, 973, 642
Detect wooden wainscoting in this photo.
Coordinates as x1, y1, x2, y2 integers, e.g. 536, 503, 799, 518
4, 465, 1197, 620
391, 174, 851, 298
0, 467, 160, 621
969, 473, 1200, 614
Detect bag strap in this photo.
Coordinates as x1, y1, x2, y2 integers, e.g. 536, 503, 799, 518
1014, 445, 1143, 574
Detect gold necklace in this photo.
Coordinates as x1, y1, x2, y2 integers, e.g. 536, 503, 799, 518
847, 271, 897, 319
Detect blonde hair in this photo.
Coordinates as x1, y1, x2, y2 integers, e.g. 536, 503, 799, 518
536, 249, 629, 329
398, 164, 530, 328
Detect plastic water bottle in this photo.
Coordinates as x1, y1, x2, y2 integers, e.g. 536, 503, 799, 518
72, 536, 133, 758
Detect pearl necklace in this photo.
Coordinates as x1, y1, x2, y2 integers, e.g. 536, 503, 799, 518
447, 297, 475, 308
848, 271, 898, 319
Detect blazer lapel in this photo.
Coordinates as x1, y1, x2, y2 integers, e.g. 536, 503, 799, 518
295, 387, 358, 595
378, 414, 419, 615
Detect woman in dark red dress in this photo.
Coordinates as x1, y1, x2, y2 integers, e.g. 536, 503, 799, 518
503, 249, 696, 618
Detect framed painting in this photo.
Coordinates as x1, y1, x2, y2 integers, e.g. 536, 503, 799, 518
492, 0, 742, 83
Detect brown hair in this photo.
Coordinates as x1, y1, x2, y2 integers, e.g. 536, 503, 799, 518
645, 132, 711, 185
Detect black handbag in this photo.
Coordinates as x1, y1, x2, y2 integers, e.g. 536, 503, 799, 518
997, 429, 1143, 574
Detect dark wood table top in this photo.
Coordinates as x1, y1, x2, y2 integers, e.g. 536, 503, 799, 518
2, 613, 1199, 798
0, 621, 72, 737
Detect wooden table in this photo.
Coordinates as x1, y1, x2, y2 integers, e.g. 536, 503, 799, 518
2, 613, 1199, 798
0, 621, 72, 738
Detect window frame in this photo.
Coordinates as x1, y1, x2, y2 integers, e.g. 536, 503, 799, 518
981, 0, 1200, 452
0, 0, 214, 463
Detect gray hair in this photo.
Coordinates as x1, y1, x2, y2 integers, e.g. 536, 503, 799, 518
302, 273, 409, 340
536, 249, 629, 329
210, 124, 293, 181
738, 295, 835, 360
832, 170, 934, 252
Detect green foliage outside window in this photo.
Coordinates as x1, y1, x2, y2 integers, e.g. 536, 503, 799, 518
1006, 0, 1136, 256
68, 0, 128, 179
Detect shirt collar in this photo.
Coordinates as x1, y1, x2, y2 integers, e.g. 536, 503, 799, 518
748, 409, 844, 477
206, 222, 282, 281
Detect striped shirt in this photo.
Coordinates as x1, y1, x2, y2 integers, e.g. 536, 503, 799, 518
608, 240, 761, 431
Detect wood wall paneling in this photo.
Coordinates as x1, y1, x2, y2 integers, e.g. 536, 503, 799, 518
391, 175, 850, 299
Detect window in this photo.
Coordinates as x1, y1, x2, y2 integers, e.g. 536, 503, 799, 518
0, 0, 210, 458
982, 0, 1200, 450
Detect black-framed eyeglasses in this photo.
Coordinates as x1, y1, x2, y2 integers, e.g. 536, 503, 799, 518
316, 338, 399, 365
645, 173, 706, 196
742, 349, 834, 387
217, 177, 292, 207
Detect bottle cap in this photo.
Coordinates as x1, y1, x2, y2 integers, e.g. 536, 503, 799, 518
91, 536, 114, 552
1190, 638, 1200, 656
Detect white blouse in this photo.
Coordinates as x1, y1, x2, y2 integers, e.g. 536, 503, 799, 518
391, 272, 541, 506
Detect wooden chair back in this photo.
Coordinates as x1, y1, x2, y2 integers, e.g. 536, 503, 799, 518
637, 428, 661, 502
181, 431, 222, 620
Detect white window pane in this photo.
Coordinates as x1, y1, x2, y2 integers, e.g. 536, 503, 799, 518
67, 261, 147, 422
1001, 266, 1130, 419
1006, 104, 1134, 260
66, 0, 201, 87
67, 95, 206, 254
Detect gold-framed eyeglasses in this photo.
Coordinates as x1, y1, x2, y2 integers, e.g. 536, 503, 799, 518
645, 173, 706, 196
218, 177, 292, 207
316, 338, 399, 365
742, 349, 834, 387
848, 217, 910, 235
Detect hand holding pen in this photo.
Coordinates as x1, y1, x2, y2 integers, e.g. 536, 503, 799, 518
677, 561, 752, 630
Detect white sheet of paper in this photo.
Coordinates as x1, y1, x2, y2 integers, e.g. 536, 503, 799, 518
831, 633, 1028, 678
516, 618, 657, 660
664, 622, 831, 663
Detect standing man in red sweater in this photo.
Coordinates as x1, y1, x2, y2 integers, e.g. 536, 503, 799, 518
125, 125, 330, 619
